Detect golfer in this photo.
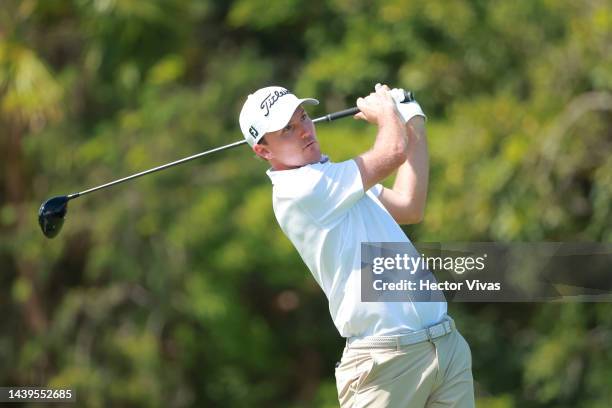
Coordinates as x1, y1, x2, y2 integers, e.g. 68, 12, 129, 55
239, 84, 474, 407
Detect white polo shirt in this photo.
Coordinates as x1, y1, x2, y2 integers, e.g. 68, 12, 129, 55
267, 158, 446, 339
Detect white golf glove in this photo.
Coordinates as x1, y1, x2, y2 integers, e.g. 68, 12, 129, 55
390, 87, 426, 123
375, 83, 426, 123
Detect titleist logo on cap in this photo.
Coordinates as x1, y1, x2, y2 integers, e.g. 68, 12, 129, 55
260, 88, 290, 117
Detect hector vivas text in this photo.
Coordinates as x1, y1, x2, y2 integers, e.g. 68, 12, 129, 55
371, 253, 501, 292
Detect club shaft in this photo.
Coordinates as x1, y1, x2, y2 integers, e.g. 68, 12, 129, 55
68, 91, 415, 199
70, 140, 247, 198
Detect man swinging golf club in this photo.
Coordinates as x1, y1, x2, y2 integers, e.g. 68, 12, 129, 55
239, 84, 475, 407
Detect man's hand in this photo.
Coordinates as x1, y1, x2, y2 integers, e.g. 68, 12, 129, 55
354, 84, 402, 126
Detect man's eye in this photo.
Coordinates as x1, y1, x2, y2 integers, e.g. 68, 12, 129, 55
283, 124, 292, 132
301, 113, 307, 121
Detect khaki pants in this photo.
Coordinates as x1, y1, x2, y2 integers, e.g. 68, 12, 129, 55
335, 329, 474, 408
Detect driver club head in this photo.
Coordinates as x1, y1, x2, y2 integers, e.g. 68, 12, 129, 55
38, 195, 70, 238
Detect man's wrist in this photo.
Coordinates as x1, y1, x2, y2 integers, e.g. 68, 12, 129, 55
396, 101, 426, 124
378, 108, 406, 132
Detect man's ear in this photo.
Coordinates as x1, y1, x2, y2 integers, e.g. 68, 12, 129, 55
253, 143, 272, 160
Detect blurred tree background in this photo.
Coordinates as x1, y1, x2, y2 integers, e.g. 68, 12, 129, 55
1, 0, 611, 406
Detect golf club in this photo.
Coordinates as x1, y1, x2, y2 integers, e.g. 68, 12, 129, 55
38, 90, 415, 238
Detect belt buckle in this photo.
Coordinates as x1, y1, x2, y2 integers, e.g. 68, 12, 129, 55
425, 326, 434, 342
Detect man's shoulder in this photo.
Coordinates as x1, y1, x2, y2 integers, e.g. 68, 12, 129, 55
266, 166, 311, 200
270, 159, 358, 196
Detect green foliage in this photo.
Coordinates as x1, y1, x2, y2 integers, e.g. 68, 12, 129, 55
1, 0, 611, 406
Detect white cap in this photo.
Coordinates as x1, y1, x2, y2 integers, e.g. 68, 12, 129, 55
239, 86, 319, 146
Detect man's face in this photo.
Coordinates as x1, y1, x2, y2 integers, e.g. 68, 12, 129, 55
253, 106, 321, 170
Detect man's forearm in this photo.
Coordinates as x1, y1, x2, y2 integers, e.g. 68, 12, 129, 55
392, 116, 429, 220
355, 101, 409, 192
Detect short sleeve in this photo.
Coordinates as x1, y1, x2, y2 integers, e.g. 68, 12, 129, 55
370, 183, 383, 197
298, 159, 365, 225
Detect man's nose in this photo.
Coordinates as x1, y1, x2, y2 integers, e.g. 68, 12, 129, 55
299, 125, 311, 139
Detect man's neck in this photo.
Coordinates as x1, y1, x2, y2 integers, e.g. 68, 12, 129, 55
269, 155, 329, 172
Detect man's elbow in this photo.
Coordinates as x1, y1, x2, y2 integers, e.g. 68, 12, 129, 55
397, 208, 425, 225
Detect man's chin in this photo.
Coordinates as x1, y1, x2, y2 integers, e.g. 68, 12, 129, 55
307, 152, 323, 165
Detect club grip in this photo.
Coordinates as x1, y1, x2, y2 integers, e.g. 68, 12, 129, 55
322, 107, 360, 122
312, 90, 415, 123
402, 90, 415, 103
